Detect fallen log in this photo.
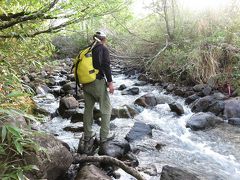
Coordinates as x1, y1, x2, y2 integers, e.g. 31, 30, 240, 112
73, 155, 146, 180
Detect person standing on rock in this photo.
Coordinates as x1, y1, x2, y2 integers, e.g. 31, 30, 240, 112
79, 31, 115, 154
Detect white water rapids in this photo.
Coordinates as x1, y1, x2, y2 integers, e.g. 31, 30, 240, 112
35, 72, 240, 180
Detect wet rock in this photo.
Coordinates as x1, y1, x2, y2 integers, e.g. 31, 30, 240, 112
191, 96, 214, 113
118, 84, 127, 90
71, 112, 84, 123
111, 105, 140, 119
166, 84, 175, 92
75, 164, 111, 180
63, 124, 84, 132
134, 81, 148, 86
185, 94, 199, 105
46, 77, 57, 86
193, 84, 206, 92
228, 118, 240, 126
36, 85, 51, 95
134, 94, 157, 107
58, 96, 79, 118
61, 70, 68, 75
202, 85, 212, 96
121, 87, 139, 95
208, 100, 225, 116
168, 102, 184, 115
173, 87, 188, 97
98, 139, 131, 158
138, 74, 148, 81
125, 122, 152, 142
162, 83, 169, 89
160, 165, 200, 180
25, 134, 73, 180
186, 112, 223, 131
224, 97, 240, 119
212, 92, 227, 100
155, 143, 166, 151
41, 71, 48, 78
58, 79, 68, 86
156, 95, 174, 104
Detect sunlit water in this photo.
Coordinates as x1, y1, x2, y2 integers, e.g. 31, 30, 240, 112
36, 72, 240, 180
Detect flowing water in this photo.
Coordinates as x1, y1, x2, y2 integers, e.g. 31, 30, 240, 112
35, 70, 240, 180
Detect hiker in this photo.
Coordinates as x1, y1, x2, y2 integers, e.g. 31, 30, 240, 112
77, 31, 115, 154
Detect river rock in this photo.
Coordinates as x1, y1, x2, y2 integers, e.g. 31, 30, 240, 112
98, 139, 131, 158
62, 82, 76, 92
67, 74, 75, 81
118, 84, 127, 90
63, 124, 84, 132
212, 92, 227, 100
186, 112, 223, 131
121, 87, 139, 95
160, 165, 200, 180
134, 81, 148, 86
168, 102, 184, 115
208, 100, 225, 116
193, 84, 207, 92
224, 97, 240, 119
58, 96, 79, 118
111, 105, 140, 119
173, 87, 188, 97
125, 122, 152, 142
36, 85, 51, 95
156, 95, 174, 104
228, 118, 240, 126
138, 74, 148, 81
134, 94, 157, 107
202, 85, 212, 96
191, 96, 214, 113
75, 164, 111, 180
71, 112, 84, 123
166, 84, 175, 92
25, 134, 73, 180
139, 165, 158, 176
185, 94, 200, 105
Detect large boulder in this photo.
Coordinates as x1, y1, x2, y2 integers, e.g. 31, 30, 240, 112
186, 112, 223, 131
125, 122, 152, 142
224, 97, 240, 119
191, 96, 214, 113
134, 94, 158, 107
75, 165, 111, 180
58, 96, 79, 118
168, 102, 184, 115
160, 165, 200, 180
207, 100, 225, 116
185, 94, 199, 105
121, 87, 140, 95
25, 134, 73, 180
98, 139, 131, 158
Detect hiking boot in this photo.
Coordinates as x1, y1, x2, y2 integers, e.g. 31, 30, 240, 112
77, 133, 96, 155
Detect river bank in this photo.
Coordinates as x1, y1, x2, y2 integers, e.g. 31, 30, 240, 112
19, 58, 240, 179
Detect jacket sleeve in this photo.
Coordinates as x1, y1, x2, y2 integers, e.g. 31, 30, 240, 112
102, 46, 112, 82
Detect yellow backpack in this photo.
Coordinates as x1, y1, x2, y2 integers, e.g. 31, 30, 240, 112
73, 47, 99, 84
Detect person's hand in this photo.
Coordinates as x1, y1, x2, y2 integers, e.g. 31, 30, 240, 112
107, 82, 114, 94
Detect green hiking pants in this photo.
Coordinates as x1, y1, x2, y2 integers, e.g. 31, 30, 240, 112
82, 79, 112, 142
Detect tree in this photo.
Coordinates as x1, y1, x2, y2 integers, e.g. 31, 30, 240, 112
0, 0, 128, 38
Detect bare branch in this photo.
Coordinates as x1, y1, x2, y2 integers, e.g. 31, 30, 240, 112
0, 0, 60, 30
73, 155, 146, 180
